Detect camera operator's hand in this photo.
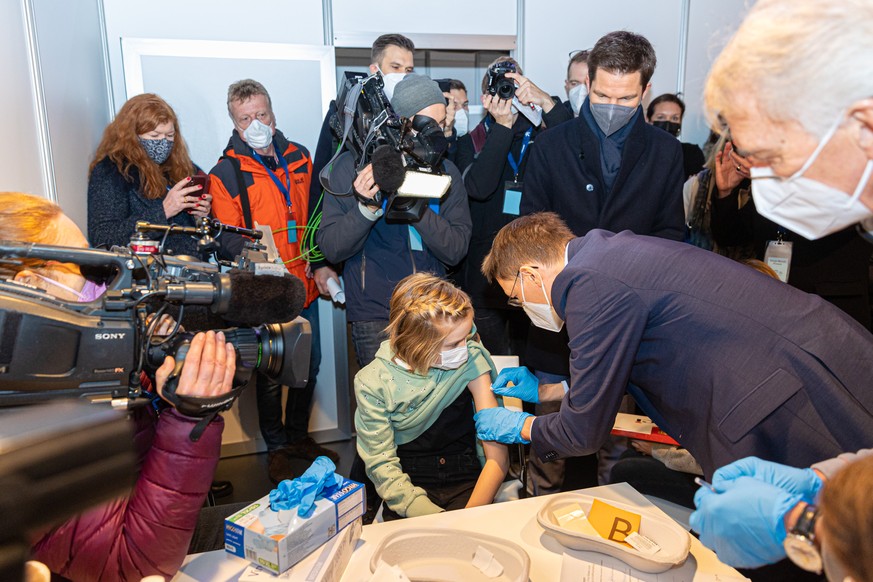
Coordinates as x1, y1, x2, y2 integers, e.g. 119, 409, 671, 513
505, 72, 555, 114
155, 330, 236, 402
353, 164, 380, 200
146, 313, 182, 337
164, 177, 202, 219
312, 265, 340, 297
443, 92, 457, 138
482, 94, 515, 129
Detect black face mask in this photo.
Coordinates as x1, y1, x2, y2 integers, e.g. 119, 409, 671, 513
407, 115, 449, 168
652, 120, 681, 137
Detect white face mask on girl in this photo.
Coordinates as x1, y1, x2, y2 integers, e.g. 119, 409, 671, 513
520, 272, 564, 332
750, 113, 873, 240
434, 344, 468, 370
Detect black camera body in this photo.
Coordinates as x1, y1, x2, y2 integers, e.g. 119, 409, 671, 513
0, 221, 311, 410
486, 61, 517, 100
324, 71, 452, 222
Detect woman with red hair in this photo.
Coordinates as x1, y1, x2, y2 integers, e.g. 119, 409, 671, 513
88, 93, 211, 256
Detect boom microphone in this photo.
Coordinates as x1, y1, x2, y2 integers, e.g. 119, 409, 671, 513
371, 144, 406, 192
223, 269, 307, 326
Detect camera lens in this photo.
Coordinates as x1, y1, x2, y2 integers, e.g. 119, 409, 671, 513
496, 79, 516, 100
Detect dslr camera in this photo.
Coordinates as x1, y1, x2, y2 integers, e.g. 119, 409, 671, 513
486, 61, 517, 100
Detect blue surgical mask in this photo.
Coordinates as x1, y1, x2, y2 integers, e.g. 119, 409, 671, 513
32, 273, 106, 303
139, 137, 173, 164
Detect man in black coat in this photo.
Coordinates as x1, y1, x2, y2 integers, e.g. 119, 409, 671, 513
519, 30, 686, 495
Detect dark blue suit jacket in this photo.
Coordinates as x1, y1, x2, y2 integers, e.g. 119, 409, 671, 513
531, 230, 873, 477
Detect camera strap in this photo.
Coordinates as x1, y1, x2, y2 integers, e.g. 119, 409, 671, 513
160, 380, 247, 441
319, 79, 366, 196
221, 155, 254, 230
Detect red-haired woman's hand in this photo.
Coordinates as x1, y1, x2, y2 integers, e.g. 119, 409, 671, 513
164, 177, 202, 218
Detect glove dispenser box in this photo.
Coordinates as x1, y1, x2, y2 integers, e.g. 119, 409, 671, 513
225, 479, 365, 575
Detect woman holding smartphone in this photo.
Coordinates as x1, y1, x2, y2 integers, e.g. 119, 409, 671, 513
87, 93, 212, 256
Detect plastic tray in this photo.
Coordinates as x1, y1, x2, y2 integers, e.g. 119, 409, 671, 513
369, 528, 531, 582
537, 493, 691, 573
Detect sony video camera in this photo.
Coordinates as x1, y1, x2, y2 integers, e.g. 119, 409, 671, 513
322, 71, 452, 222
486, 61, 517, 100
0, 218, 310, 420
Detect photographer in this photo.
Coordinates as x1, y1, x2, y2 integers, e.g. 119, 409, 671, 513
1, 193, 235, 581
317, 74, 472, 369
455, 57, 571, 355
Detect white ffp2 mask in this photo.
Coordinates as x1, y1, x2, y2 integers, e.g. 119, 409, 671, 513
750, 113, 873, 240
243, 119, 273, 149
520, 272, 564, 332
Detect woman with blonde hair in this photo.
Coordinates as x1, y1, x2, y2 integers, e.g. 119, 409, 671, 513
355, 273, 510, 520
88, 93, 211, 256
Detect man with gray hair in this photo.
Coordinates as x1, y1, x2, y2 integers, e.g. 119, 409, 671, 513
688, 0, 873, 574
209, 79, 340, 483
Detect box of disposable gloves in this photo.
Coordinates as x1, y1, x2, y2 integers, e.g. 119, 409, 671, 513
224, 457, 366, 575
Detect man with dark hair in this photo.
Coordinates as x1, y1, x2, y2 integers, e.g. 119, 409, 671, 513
564, 49, 590, 117
474, 211, 873, 502
370, 33, 416, 72
517, 30, 685, 496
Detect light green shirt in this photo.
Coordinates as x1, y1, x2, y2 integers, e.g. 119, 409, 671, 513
354, 337, 496, 517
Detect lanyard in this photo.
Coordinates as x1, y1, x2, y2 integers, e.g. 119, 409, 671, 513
252, 150, 291, 208
486, 118, 532, 181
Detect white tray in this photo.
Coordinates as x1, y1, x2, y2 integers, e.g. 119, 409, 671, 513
369, 528, 531, 582
537, 493, 691, 573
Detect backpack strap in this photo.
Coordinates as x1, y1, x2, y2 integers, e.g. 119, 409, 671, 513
221, 154, 253, 230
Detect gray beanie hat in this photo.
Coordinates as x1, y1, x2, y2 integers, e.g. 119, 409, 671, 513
390, 74, 445, 118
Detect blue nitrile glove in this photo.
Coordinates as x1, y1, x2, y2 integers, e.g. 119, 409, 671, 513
474, 407, 533, 444
269, 456, 344, 517
712, 456, 823, 504
491, 366, 540, 404
689, 476, 801, 569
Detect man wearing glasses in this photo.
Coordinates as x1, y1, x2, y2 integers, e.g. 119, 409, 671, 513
474, 212, 873, 492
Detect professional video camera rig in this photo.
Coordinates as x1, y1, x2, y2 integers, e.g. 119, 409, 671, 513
0, 217, 311, 420
320, 71, 453, 221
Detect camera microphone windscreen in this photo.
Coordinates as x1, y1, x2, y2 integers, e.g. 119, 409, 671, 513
371, 144, 406, 192
223, 269, 306, 326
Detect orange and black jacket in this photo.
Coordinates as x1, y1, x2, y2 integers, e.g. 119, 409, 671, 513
209, 130, 319, 308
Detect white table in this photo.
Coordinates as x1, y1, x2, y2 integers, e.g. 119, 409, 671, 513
175, 483, 745, 581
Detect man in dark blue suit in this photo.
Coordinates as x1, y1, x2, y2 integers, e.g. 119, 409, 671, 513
474, 212, 873, 480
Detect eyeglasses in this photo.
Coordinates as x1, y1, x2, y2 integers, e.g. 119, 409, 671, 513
507, 270, 522, 308
568, 49, 591, 59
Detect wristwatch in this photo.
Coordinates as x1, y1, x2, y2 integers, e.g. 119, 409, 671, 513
783, 503, 822, 573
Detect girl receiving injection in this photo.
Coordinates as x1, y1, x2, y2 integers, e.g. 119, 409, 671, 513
355, 273, 510, 520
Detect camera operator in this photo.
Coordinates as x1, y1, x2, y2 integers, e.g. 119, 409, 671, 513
317, 73, 472, 369
454, 57, 571, 355
1, 192, 236, 581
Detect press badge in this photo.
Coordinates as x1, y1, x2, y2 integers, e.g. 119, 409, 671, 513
286, 220, 297, 244
409, 225, 424, 251
764, 239, 793, 282
503, 181, 522, 215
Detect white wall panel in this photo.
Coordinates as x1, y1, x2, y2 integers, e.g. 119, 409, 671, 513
102, 0, 325, 114
0, 1, 45, 200
32, 0, 110, 230
521, 0, 685, 108
683, 0, 751, 146
332, 0, 516, 40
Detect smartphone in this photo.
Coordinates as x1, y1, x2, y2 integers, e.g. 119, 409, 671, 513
189, 175, 209, 194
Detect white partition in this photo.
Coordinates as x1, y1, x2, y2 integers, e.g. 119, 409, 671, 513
521, 0, 685, 107
683, 0, 751, 146
331, 0, 516, 49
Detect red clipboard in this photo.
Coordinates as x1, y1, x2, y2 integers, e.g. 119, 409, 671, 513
611, 412, 680, 446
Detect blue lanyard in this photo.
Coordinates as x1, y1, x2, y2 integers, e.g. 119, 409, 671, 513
252, 149, 291, 208
486, 118, 532, 181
